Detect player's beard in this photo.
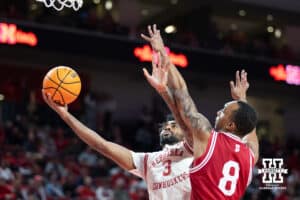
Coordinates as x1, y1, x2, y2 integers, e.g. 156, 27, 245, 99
160, 135, 180, 147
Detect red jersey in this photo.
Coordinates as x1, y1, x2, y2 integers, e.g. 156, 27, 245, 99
190, 130, 255, 200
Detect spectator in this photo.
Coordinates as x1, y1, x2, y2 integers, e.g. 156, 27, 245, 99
45, 172, 65, 197
0, 160, 14, 181
76, 176, 96, 199
78, 147, 98, 167
0, 177, 15, 200
95, 177, 114, 200
45, 157, 67, 178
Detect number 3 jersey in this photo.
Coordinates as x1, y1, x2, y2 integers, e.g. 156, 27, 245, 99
190, 130, 255, 200
130, 141, 193, 200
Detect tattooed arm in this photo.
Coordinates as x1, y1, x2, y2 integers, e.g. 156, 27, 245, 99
143, 51, 192, 146
142, 25, 192, 146
142, 25, 211, 151
172, 89, 212, 147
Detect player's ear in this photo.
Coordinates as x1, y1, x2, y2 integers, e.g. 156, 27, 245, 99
225, 121, 236, 132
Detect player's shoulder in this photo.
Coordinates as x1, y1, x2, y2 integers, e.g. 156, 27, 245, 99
217, 131, 245, 144
216, 131, 253, 155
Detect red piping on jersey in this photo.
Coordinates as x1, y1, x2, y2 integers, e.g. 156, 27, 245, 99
247, 151, 254, 186
190, 131, 218, 173
144, 154, 149, 180
221, 132, 243, 143
183, 141, 193, 155
223, 132, 256, 161
249, 148, 255, 159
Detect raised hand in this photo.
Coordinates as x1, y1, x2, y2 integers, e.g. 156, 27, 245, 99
141, 24, 165, 53
230, 70, 249, 102
42, 89, 68, 115
143, 52, 169, 93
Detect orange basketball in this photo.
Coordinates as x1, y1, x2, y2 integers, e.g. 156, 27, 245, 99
43, 66, 81, 105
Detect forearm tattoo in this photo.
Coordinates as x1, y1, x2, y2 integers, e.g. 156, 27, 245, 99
173, 89, 211, 131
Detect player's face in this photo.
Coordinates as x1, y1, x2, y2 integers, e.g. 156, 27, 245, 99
214, 101, 239, 132
160, 120, 183, 146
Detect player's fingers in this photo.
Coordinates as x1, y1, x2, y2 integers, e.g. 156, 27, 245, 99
242, 70, 248, 85
143, 68, 149, 77
41, 89, 49, 100
230, 81, 235, 90
236, 70, 241, 85
242, 69, 246, 77
141, 34, 151, 41
41, 89, 47, 101
153, 24, 157, 33
241, 69, 246, 81
42, 90, 52, 106
143, 68, 153, 83
148, 25, 154, 36
157, 30, 161, 36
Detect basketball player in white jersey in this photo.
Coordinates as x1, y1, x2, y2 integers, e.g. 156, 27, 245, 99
42, 70, 194, 199
43, 93, 194, 199
130, 114, 193, 199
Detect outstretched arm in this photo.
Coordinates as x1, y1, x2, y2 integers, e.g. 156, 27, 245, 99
42, 91, 135, 171
141, 25, 187, 91
142, 52, 192, 146
141, 25, 193, 146
142, 25, 212, 149
230, 70, 259, 164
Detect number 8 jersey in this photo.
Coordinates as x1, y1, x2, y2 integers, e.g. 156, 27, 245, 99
190, 130, 255, 200
130, 141, 193, 200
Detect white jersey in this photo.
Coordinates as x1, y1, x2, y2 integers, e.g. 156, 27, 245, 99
131, 141, 193, 200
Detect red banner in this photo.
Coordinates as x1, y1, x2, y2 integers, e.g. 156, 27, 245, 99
0, 23, 38, 46
134, 45, 188, 68
269, 64, 300, 86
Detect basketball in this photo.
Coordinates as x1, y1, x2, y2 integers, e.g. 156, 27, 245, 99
42, 66, 81, 105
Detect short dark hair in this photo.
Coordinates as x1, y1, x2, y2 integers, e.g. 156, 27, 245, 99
158, 114, 175, 132
231, 101, 258, 136
165, 114, 175, 121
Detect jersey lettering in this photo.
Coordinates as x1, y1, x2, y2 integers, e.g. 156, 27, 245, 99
218, 161, 240, 196
162, 160, 172, 176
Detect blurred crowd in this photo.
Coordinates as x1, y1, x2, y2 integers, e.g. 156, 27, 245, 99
0, 0, 297, 62
0, 69, 300, 200
0, 1, 299, 197
0, 75, 157, 200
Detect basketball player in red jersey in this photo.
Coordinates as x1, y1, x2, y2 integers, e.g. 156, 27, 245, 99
142, 25, 258, 200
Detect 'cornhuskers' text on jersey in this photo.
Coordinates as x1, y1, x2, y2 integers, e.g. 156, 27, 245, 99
131, 141, 193, 200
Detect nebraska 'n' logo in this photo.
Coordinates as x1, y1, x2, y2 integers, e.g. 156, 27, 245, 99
258, 158, 288, 184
